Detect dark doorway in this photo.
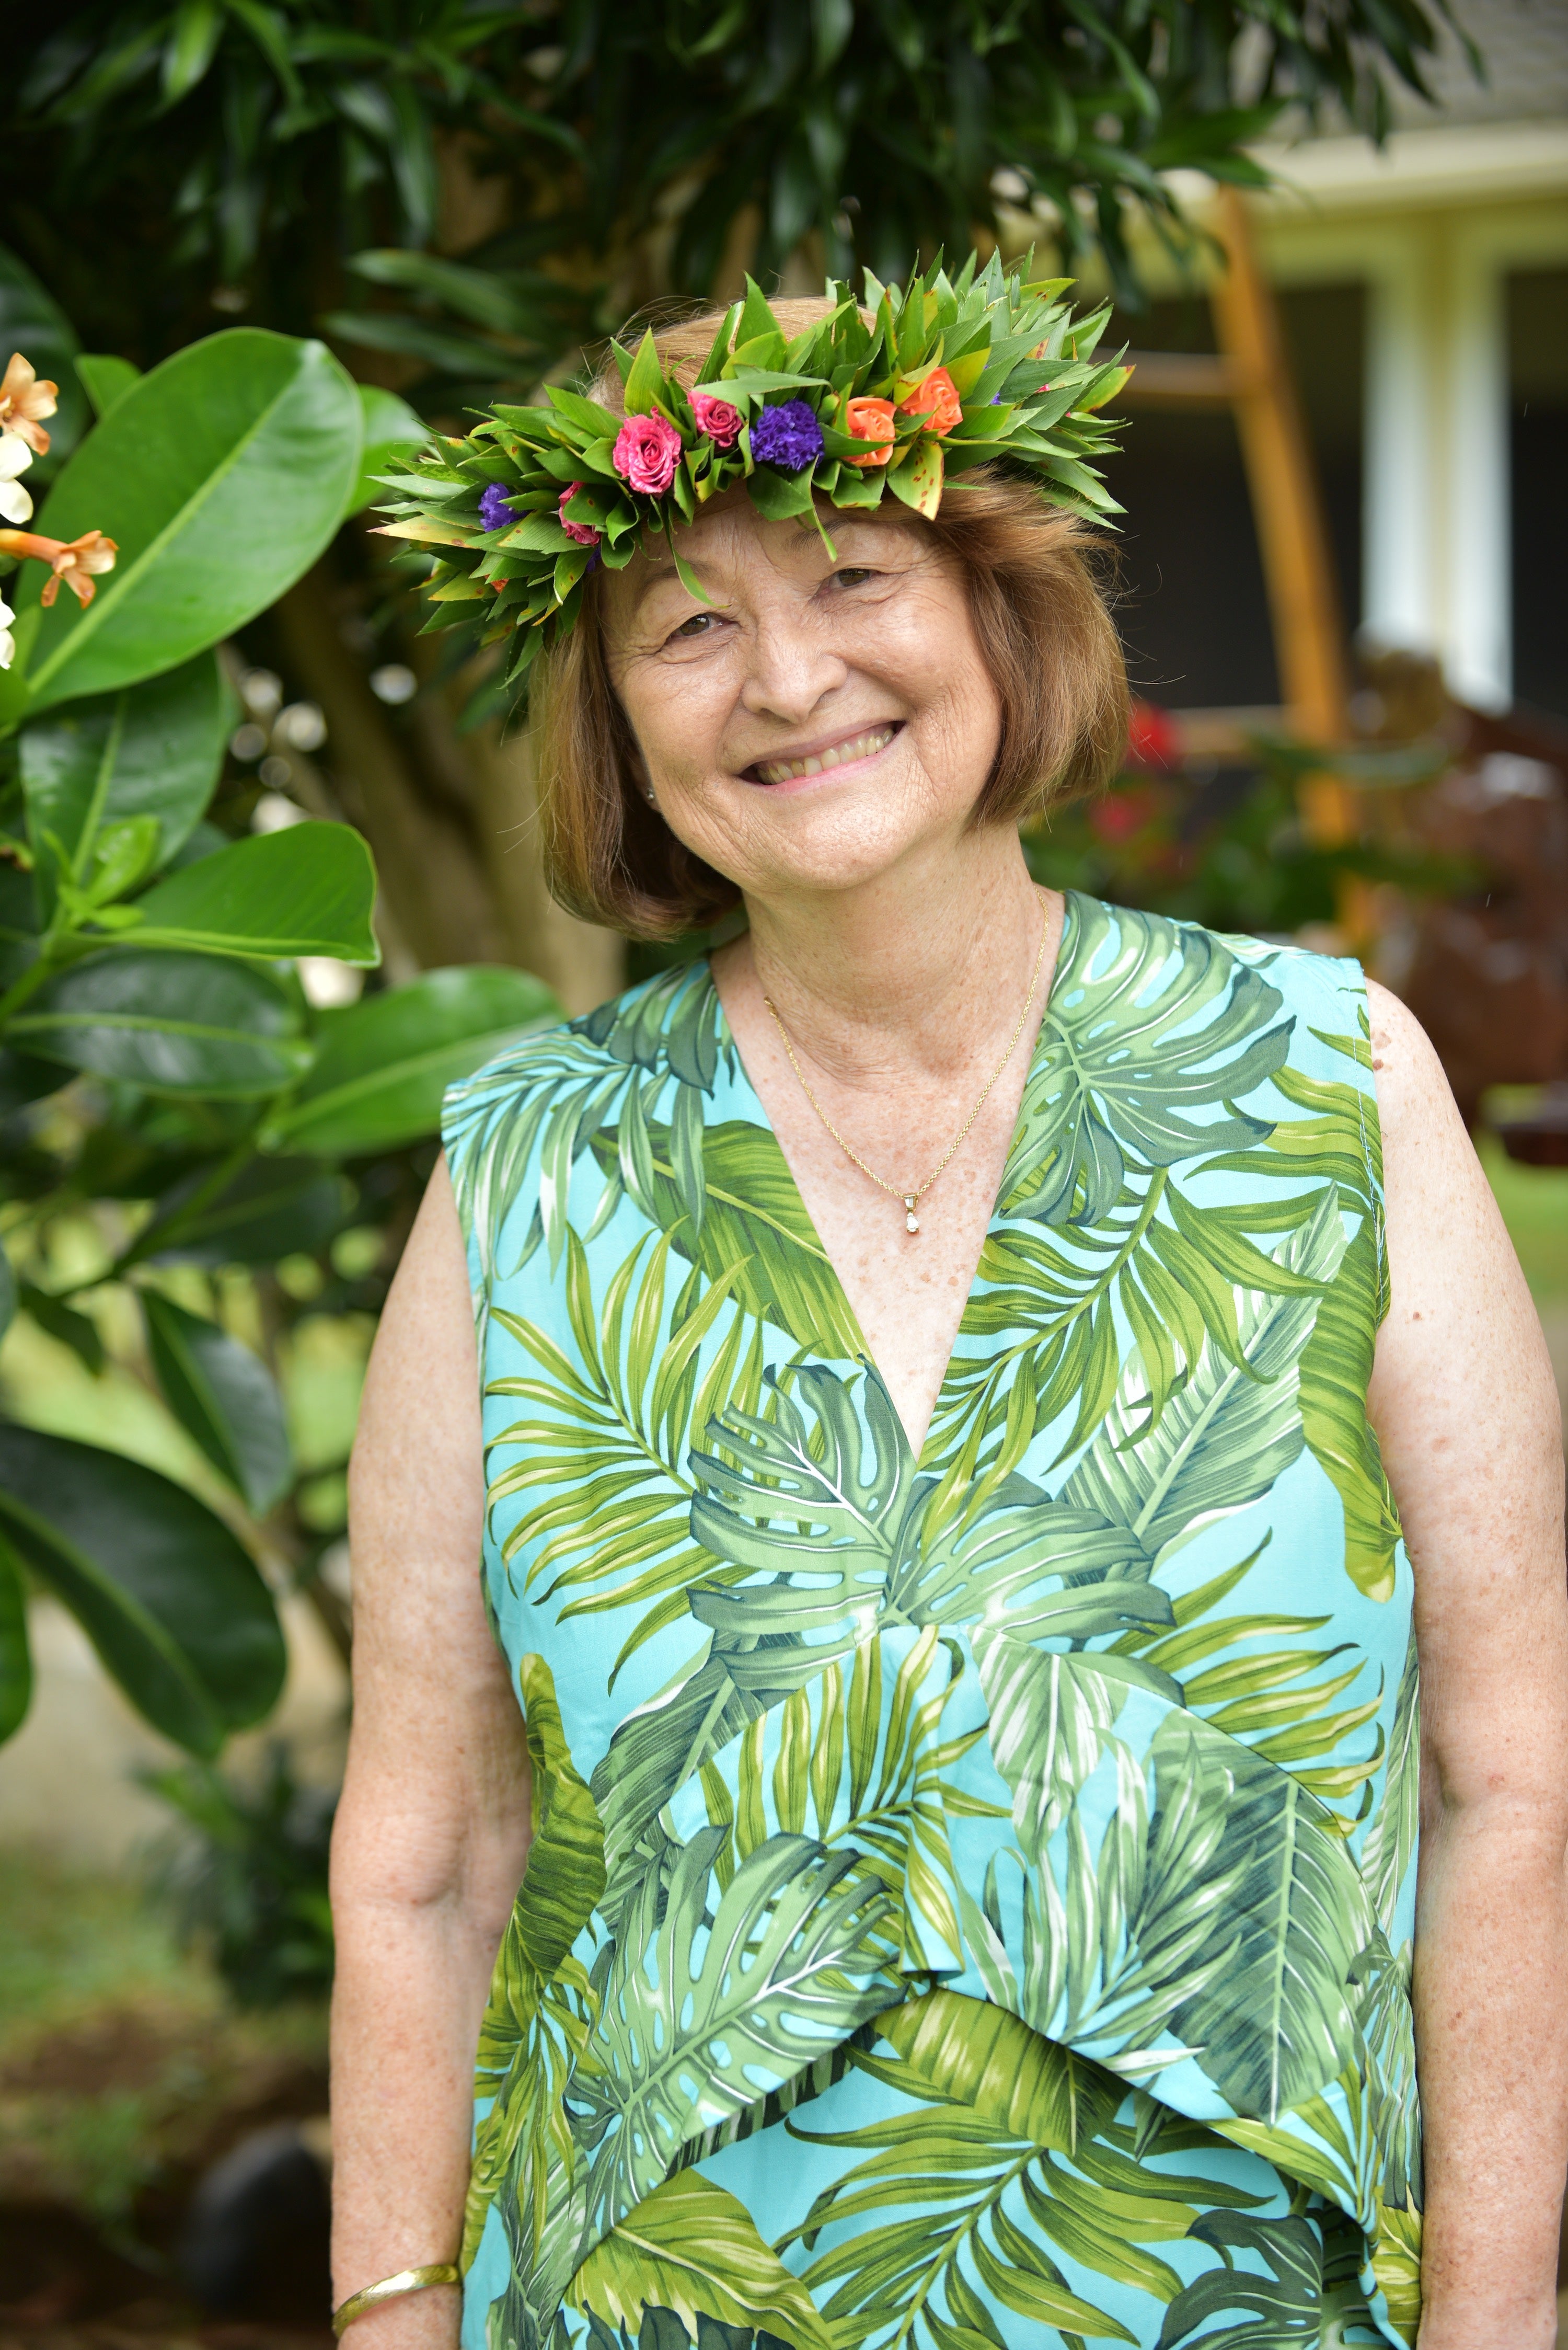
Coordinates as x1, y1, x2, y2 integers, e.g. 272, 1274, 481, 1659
1101, 282, 1365, 712
1508, 267, 1568, 724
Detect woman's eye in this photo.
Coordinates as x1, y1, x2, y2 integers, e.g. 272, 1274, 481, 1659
671, 611, 718, 640
833, 566, 876, 588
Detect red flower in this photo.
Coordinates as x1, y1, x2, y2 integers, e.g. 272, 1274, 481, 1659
843, 396, 896, 467
1089, 793, 1146, 843
691, 392, 743, 450
898, 366, 963, 435
1126, 698, 1180, 771
613, 411, 683, 496
557, 483, 603, 547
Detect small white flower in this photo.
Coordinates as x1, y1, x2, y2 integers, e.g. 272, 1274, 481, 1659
0, 430, 33, 524
0, 591, 15, 673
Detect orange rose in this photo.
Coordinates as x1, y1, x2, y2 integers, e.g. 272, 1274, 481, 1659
897, 366, 963, 435
843, 395, 896, 467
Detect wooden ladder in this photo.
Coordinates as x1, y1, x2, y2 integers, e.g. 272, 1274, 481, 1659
1116, 188, 1356, 847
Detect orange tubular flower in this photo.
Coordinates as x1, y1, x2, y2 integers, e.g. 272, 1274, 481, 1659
897, 366, 963, 435
0, 354, 59, 457
0, 528, 119, 607
843, 395, 896, 467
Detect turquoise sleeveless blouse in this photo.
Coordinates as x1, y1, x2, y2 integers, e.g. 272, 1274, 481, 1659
443, 895, 1422, 2350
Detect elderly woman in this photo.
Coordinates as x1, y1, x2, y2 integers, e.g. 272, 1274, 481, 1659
330, 267, 1566, 2350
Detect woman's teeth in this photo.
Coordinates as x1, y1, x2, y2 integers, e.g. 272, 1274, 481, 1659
755, 725, 894, 785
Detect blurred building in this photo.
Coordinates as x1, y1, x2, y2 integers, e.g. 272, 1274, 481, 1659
1103, 0, 1568, 726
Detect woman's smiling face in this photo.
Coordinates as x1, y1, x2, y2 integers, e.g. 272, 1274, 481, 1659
601, 491, 1002, 904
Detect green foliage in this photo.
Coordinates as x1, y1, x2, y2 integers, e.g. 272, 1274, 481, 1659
0, 1422, 286, 1755
0, 0, 1472, 391
1027, 732, 1467, 940
15, 331, 362, 711
0, 288, 565, 1756
146, 1744, 337, 2005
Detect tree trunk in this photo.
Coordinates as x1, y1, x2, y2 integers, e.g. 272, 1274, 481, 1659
274, 567, 625, 1010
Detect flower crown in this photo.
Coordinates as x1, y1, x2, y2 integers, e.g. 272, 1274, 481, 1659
376, 252, 1128, 690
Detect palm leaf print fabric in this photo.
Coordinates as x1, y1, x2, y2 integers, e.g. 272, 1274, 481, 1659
443, 895, 1422, 2350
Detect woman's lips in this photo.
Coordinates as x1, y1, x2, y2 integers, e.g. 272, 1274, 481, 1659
748, 721, 900, 788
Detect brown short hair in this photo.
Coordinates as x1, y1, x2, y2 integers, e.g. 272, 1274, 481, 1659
536, 301, 1128, 939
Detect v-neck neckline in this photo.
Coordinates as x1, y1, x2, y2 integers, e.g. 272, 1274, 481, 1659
706, 891, 1080, 1470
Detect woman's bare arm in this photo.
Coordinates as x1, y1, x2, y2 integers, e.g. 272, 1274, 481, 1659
1365, 980, 1568, 2350
330, 1156, 531, 2348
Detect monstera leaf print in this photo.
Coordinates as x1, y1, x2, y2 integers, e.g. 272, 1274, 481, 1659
974, 1639, 1375, 2123
1001, 899, 1294, 1227
569, 2171, 832, 2350
691, 1361, 1173, 1642
1155, 2209, 1365, 2348
569, 1827, 902, 2239
781, 1990, 1266, 2350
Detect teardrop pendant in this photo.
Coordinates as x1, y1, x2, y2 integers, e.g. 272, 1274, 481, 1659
904, 1195, 920, 1235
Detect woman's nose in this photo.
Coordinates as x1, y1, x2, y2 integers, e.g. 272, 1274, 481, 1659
737, 607, 848, 724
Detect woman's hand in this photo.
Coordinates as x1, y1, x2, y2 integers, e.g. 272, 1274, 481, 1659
329, 1157, 531, 2341
1366, 982, 1568, 2350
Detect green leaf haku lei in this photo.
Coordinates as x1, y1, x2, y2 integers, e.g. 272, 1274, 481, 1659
375, 251, 1130, 690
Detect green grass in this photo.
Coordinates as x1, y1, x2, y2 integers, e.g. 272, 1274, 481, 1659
1480, 1136, 1568, 1306
0, 1852, 218, 2050
0, 1854, 326, 2230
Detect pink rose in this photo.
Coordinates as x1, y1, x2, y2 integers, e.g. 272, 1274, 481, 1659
558, 483, 602, 546
613, 411, 683, 496
691, 391, 743, 450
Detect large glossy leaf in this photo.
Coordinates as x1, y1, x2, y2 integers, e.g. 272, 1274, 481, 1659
130, 822, 378, 964
347, 383, 429, 520
0, 1423, 286, 1755
19, 651, 233, 911
11, 949, 309, 1095
0, 1247, 13, 1341
147, 1154, 347, 1266
75, 353, 141, 420
0, 1534, 31, 1745
142, 1290, 292, 1514
19, 329, 362, 709
265, 965, 557, 1156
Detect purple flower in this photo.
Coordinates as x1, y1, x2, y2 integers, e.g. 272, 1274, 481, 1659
749, 399, 823, 473
478, 481, 517, 532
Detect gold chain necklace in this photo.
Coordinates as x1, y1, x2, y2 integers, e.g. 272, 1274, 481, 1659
762, 896, 1050, 1235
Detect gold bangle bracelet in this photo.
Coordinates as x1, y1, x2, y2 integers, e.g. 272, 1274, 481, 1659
332, 2263, 462, 2337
